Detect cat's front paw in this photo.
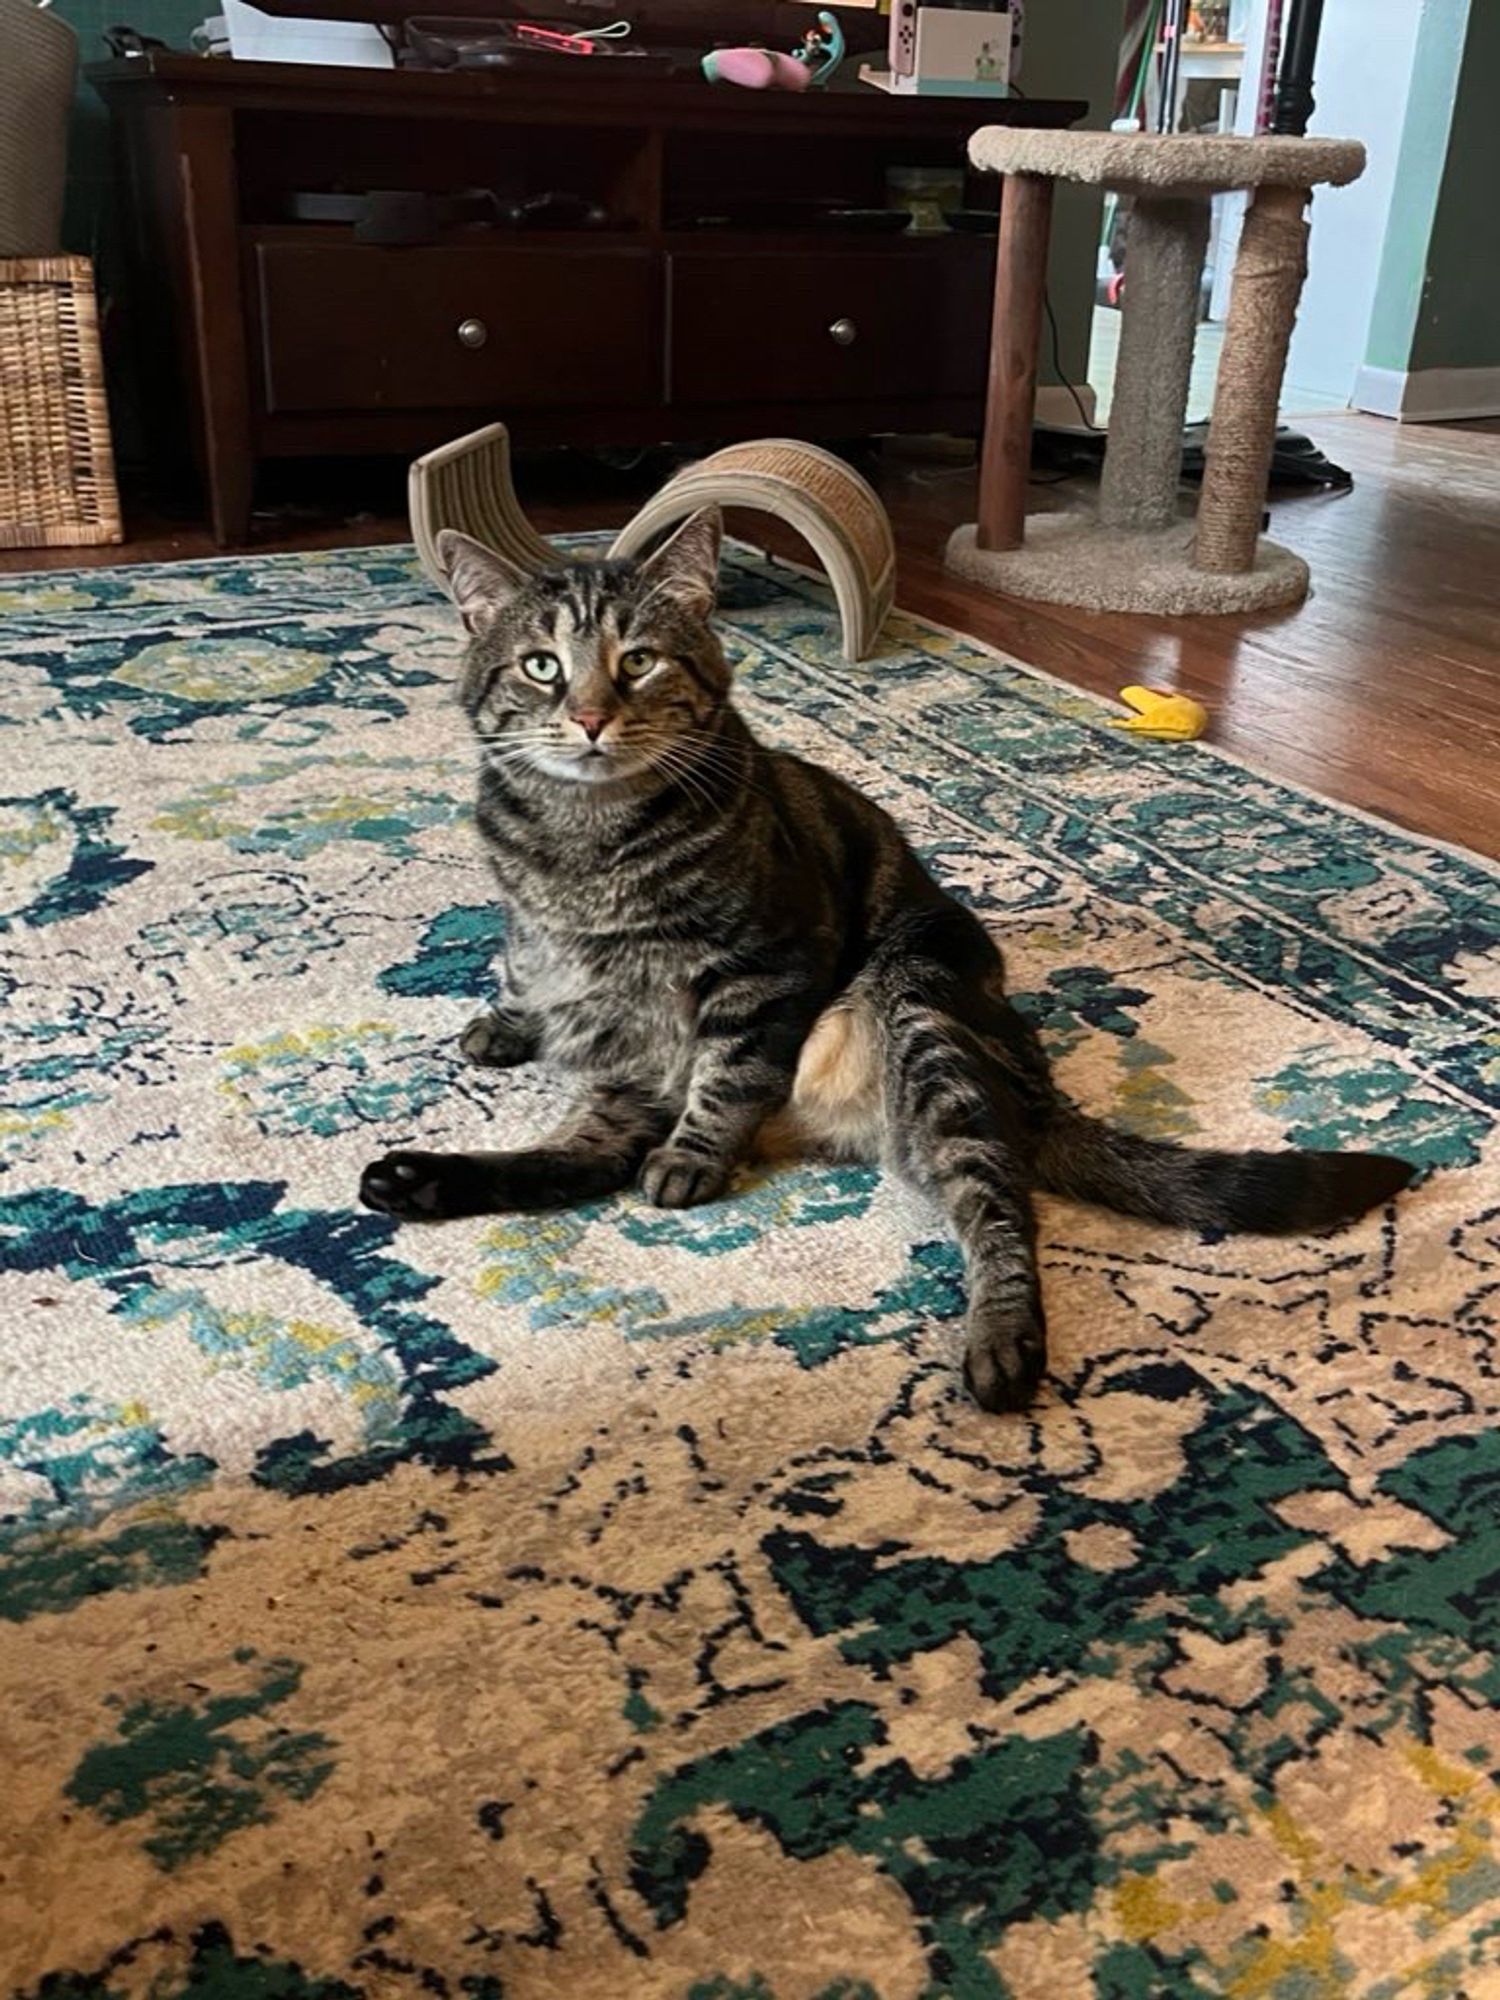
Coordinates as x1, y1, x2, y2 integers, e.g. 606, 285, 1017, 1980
360, 1151, 481, 1221
459, 1010, 537, 1068
639, 1146, 730, 1210
962, 1291, 1048, 1413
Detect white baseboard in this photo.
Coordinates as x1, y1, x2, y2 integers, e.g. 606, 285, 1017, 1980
1351, 365, 1405, 417
1352, 362, 1500, 423
1035, 382, 1100, 428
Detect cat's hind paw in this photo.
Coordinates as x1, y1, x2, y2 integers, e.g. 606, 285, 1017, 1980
962, 1292, 1048, 1413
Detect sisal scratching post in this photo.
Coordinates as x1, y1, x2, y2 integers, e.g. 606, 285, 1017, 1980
945, 131, 1364, 617
1194, 183, 1308, 573
1097, 196, 1209, 533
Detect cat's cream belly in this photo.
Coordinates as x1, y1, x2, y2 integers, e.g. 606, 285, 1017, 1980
758, 996, 885, 1163
525, 933, 886, 1159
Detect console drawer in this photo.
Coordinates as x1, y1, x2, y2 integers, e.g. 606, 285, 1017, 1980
253, 240, 658, 414
668, 244, 993, 406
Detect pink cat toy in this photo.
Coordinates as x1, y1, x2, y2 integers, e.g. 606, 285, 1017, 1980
701, 10, 844, 90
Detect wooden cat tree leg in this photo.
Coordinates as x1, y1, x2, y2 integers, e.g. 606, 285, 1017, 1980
976, 170, 1055, 554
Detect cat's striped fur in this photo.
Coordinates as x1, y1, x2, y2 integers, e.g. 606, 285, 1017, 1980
360, 511, 1415, 1410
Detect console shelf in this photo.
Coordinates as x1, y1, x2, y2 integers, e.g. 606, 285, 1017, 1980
92, 54, 1084, 544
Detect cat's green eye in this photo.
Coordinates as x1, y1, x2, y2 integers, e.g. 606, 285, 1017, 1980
619, 648, 657, 682
520, 652, 562, 686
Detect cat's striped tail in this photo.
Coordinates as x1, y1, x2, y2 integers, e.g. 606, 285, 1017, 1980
1032, 1108, 1416, 1236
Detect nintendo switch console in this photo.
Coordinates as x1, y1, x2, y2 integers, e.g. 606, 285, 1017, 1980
886, 0, 1020, 95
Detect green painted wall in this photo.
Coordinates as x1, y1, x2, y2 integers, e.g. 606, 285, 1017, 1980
54, 0, 203, 259
1016, 0, 1119, 397
1409, 0, 1500, 372
1364, 0, 1499, 380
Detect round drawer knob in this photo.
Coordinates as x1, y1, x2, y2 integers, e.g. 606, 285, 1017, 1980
828, 317, 858, 347
456, 318, 489, 350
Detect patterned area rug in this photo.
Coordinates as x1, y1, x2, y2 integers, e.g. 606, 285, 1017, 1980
3, 544, 1499, 2000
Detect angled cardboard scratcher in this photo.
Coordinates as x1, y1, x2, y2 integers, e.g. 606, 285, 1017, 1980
408, 423, 558, 587
409, 428, 896, 661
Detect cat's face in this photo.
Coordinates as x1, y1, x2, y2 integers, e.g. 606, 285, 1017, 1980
439, 511, 730, 790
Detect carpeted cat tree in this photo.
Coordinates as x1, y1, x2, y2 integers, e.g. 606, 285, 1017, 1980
947, 131, 1364, 614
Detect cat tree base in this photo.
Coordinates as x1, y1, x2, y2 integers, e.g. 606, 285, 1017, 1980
945, 516, 1308, 615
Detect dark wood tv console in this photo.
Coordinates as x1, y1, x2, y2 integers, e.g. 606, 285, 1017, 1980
90, 55, 1083, 545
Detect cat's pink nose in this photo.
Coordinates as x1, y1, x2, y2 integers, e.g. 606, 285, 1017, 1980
571, 711, 610, 743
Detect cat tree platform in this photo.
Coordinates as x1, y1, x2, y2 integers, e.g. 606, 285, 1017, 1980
947, 131, 1364, 615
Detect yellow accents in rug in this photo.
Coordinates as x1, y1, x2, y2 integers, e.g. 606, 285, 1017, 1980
148, 782, 247, 843
112, 640, 327, 704
1115, 1872, 1197, 1943
221, 1021, 397, 1075
0, 798, 66, 863
1113, 1038, 1199, 1140
0, 1105, 70, 1145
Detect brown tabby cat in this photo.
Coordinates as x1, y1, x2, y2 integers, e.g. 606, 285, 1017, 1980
359, 510, 1414, 1410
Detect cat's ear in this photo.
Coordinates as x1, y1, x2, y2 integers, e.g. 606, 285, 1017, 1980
639, 507, 722, 617
437, 530, 528, 635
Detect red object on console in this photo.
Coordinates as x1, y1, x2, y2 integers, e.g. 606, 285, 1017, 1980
514, 22, 595, 51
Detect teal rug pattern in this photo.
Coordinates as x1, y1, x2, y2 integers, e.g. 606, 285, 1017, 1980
2, 544, 1499, 2000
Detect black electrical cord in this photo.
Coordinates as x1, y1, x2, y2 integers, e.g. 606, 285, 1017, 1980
1044, 292, 1104, 432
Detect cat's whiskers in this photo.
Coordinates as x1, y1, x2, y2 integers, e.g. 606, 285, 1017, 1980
478, 743, 560, 775
642, 750, 719, 817
636, 737, 727, 819
631, 723, 727, 782
675, 730, 778, 808
474, 730, 572, 766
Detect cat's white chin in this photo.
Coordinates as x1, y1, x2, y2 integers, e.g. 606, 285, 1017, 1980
532, 750, 640, 787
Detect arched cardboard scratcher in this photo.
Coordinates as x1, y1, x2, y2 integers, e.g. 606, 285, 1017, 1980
408, 422, 556, 590
410, 427, 896, 662
608, 441, 896, 662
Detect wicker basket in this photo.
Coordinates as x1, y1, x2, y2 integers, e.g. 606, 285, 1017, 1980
0, 256, 122, 549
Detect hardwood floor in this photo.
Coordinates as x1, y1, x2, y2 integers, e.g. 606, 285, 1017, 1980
880, 415, 1500, 859
5, 413, 1498, 857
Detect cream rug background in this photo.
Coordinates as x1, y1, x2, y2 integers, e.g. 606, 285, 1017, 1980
2, 544, 1498, 2000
